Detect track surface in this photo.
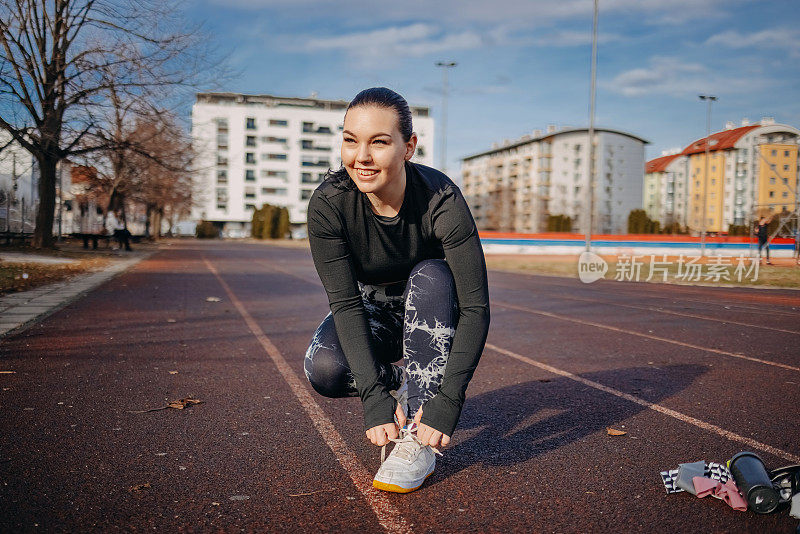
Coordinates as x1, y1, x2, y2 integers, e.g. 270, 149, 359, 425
1, 240, 798, 533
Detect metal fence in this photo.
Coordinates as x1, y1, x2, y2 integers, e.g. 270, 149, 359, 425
0, 188, 38, 235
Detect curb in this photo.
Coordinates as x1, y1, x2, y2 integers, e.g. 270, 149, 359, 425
0, 251, 155, 339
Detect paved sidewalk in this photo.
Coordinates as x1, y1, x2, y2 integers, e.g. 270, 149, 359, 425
0, 253, 151, 338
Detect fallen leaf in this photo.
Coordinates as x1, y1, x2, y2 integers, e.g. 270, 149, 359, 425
167, 397, 203, 410
606, 427, 627, 436
206, 296, 221, 302
168, 371, 178, 375
128, 397, 203, 414
129, 482, 151, 492
0, 371, 16, 374
166, 318, 176, 323
211, 502, 221, 506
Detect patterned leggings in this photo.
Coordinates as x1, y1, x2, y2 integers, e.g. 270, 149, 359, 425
304, 259, 458, 418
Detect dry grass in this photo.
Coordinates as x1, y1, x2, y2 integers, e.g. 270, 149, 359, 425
0, 238, 158, 296
0, 257, 111, 296
485, 254, 800, 289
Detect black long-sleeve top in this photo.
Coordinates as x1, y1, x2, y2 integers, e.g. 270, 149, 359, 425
307, 161, 490, 436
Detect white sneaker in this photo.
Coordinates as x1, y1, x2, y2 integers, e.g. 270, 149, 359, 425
373, 423, 441, 493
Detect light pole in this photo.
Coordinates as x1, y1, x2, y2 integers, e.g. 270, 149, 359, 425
585, 0, 599, 251
435, 61, 457, 175
699, 94, 717, 257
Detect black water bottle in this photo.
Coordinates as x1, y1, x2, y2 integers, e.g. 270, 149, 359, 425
729, 452, 781, 514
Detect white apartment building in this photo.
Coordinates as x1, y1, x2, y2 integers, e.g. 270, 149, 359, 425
0, 131, 37, 231
461, 126, 648, 234
191, 92, 435, 237
645, 119, 800, 233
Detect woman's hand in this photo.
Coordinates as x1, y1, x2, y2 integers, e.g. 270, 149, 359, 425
366, 422, 398, 446
413, 409, 451, 448
365, 402, 408, 446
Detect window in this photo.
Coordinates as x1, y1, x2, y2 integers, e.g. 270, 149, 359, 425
215, 118, 228, 131
246, 117, 256, 130
783, 191, 789, 198
301, 172, 327, 184
245, 169, 255, 181
771, 149, 777, 156
301, 139, 314, 149
784, 164, 790, 171
245, 152, 256, 164
246, 135, 256, 147
217, 155, 228, 166
262, 136, 287, 144
245, 191, 256, 199
300, 189, 313, 200
769, 191, 775, 198
262, 187, 287, 195
711, 178, 716, 185
268, 153, 287, 160
770, 177, 776, 185
784, 150, 790, 157
245, 203, 256, 210
216, 170, 228, 183
269, 119, 288, 127
263, 170, 288, 179
216, 203, 227, 211
770, 164, 776, 171
216, 188, 227, 202
417, 146, 425, 157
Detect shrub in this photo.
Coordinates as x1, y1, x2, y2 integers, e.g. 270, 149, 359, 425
196, 220, 219, 239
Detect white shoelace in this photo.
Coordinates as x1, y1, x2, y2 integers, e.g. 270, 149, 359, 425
380, 423, 442, 464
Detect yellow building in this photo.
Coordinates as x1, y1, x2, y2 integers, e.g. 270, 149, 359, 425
647, 119, 799, 233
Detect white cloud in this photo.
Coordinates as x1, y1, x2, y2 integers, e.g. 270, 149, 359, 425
705, 28, 800, 56
533, 30, 624, 47
606, 56, 769, 97
295, 23, 485, 67
214, 0, 736, 26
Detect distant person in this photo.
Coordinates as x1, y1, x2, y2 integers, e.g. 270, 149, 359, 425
755, 215, 773, 265
304, 88, 490, 493
108, 210, 132, 251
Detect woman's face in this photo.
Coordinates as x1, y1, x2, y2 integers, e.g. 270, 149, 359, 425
341, 105, 417, 196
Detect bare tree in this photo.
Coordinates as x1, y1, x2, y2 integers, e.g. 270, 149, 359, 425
125, 112, 194, 239
0, 0, 210, 247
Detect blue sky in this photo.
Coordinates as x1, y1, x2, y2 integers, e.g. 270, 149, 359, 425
187, 0, 800, 176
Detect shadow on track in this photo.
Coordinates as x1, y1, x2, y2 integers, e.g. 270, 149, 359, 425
429, 364, 708, 485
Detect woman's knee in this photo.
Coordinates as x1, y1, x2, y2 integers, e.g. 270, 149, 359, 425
304, 318, 354, 398
306, 349, 354, 398
408, 259, 454, 292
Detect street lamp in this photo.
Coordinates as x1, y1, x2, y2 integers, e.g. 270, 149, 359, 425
699, 94, 717, 257
585, 0, 598, 251
435, 61, 457, 175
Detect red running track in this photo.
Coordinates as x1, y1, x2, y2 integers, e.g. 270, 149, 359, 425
1, 240, 798, 533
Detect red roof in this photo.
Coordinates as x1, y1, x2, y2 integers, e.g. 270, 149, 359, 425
645, 153, 681, 173
681, 125, 760, 156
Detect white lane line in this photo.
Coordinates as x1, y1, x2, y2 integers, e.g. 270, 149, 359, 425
494, 300, 800, 373
485, 342, 800, 464
257, 260, 800, 463
204, 258, 411, 534
491, 282, 800, 335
